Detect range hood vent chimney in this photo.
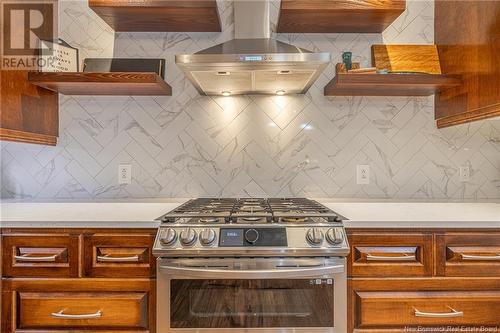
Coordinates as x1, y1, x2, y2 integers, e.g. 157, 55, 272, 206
175, 1, 330, 96
234, 1, 270, 39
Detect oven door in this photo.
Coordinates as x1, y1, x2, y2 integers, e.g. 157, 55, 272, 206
157, 257, 346, 333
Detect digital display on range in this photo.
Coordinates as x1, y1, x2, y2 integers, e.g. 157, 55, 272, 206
219, 228, 287, 247
219, 228, 244, 247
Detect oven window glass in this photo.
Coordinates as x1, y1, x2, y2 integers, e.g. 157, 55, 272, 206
170, 279, 334, 328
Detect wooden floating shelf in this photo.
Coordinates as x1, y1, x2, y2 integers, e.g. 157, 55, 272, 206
28, 72, 172, 96
324, 73, 462, 97
277, 0, 406, 33
89, 0, 221, 32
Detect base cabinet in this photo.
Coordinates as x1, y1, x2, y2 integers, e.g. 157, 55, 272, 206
1, 228, 157, 333
2, 279, 154, 333
347, 229, 500, 332
352, 287, 500, 331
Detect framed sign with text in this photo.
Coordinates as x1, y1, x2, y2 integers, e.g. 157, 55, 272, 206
38, 38, 79, 72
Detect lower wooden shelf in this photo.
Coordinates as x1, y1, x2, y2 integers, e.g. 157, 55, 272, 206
324, 73, 461, 96
28, 72, 172, 96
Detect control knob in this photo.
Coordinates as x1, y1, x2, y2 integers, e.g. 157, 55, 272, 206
159, 228, 177, 246
179, 228, 197, 246
244, 229, 259, 244
200, 228, 217, 246
306, 228, 324, 246
326, 228, 343, 245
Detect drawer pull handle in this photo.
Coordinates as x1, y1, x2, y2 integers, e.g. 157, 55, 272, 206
461, 253, 500, 261
14, 254, 57, 262
366, 254, 416, 261
97, 255, 140, 262
414, 307, 463, 318
51, 310, 102, 319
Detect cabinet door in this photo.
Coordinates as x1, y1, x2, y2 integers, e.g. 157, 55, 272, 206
2, 233, 79, 277
0, 70, 58, 145
19, 292, 148, 329
436, 233, 500, 277
1, 278, 155, 333
348, 277, 500, 333
435, 0, 500, 127
354, 290, 500, 329
347, 231, 433, 277
83, 233, 155, 278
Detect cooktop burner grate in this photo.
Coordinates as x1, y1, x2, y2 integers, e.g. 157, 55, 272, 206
158, 198, 344, 223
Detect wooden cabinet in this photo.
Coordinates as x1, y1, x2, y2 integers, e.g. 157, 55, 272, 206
1, 233, 79, 278
348, 232, 433, 277
2, 278, 154, 333
436, 233, 500, 277
435, 0, 500, 128
0, 71, 59, 145
1, 228, 157, 333
19, 291, 148, 330
347, 229, 500, 332
83, 233, 156, 278
350, 278, 500, 332
355, 290, 500, 328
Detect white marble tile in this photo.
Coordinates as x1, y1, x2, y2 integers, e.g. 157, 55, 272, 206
1, 0, 499, 200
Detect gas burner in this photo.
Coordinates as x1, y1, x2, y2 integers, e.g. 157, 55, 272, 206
199, 217, 219, 223
281, 216, 309, 223
240, 205, 265, 213
241, 216, 266, 222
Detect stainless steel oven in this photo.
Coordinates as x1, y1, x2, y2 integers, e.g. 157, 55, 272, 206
157, 257, 347, 333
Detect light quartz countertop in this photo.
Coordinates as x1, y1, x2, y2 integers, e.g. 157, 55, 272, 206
0, 199, 499, 229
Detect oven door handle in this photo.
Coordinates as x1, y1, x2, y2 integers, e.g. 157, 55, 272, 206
159, 264, 344, 279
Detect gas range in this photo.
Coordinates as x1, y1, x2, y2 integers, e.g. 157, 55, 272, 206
153, 198, 349, 257
154, 198, 349, 333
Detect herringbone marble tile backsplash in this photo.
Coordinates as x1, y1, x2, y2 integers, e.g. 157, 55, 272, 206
1, 0, 499, 199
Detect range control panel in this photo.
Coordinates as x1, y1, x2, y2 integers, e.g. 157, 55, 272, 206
156, 226, 346, 249
219, 228, 287, 247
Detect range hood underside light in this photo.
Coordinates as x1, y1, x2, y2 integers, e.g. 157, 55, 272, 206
185, 65, 323, 96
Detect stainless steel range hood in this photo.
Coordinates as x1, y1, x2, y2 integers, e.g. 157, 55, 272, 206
175, 1, 331, 96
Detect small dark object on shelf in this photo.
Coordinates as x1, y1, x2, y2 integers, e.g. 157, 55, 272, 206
83, 58, 165, 79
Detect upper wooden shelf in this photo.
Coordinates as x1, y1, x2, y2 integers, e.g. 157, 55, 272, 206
324, 73, 461, 96
28, 72, 172, 96
89, 0, 221, 32
277, 0, 406, 33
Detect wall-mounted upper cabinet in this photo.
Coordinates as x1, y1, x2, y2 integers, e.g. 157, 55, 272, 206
0, 71, 59, 146
434, 0, 500, 128
89, 0, 221, 32
277, 0, 406, 33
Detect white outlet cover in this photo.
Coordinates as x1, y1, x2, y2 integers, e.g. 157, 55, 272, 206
118, 164, 132, 184
356, 165, 370, 185
459, 166, 470, 182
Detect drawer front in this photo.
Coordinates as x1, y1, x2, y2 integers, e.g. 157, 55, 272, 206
354, 290, 500, 328
83, 233, 155, 278
18, 292, 148, 329
2, 234, 79, 277
436, 233, 500, 277
347, 232, 433, 277
1, 278, 155, 333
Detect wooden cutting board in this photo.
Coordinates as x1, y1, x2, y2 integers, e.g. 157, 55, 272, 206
372, 45, 442, 74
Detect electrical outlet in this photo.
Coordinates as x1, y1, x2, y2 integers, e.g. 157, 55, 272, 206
459, 166, 470, 182
118, 164, 132, 184
356, 165, 370, 185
